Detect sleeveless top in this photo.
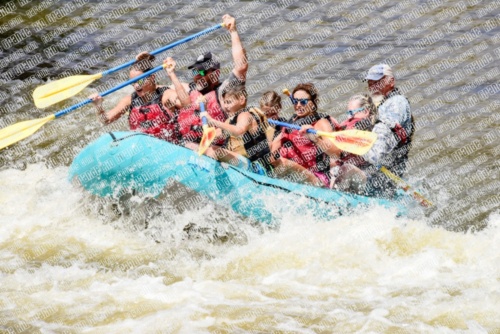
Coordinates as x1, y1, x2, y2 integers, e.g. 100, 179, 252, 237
223, 107, 271, 167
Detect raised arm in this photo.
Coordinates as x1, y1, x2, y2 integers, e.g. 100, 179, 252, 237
163, 57, 191, 107
222, 14, 248, 82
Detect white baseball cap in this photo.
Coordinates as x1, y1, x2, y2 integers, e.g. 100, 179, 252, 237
365, 64, 393, 81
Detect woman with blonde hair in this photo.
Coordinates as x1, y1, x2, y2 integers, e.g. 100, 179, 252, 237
328, 94, 378, 193
331, 94, 378, 131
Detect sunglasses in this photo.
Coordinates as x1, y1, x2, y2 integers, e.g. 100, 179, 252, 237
192, 69, 207, 76
347, 107, 366, 116
291, 98, 311, 106
131, 77, 150, 87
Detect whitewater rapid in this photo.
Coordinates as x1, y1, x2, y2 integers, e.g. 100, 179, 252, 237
0, 164, 498, 333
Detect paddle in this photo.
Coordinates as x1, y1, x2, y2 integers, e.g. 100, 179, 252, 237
282, 88, 292, 99
198, 102, 217, 156
0, 63, 169, 150
380, 167, 433, 207
267, 119, 376, 155
33, 24, 225, 108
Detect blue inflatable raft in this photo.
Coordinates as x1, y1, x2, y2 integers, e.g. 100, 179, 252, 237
69, 132, 405, 224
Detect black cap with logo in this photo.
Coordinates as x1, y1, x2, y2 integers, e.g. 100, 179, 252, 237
187, 52, 221, 71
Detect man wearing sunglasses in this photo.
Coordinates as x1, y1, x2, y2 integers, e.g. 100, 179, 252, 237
187, 15, 247, 101
166, 14, 248, 148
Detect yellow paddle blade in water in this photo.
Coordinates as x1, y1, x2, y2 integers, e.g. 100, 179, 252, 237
318, 129, 377, 156
380, 166, 434, 207
33, 73, 103, 108
198, 125, 217, 156
0, 115, 55, 150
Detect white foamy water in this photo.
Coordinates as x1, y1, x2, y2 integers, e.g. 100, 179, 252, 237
1, 164, 499, 333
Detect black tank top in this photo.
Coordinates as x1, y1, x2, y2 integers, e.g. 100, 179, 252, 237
225, 108, 271, 164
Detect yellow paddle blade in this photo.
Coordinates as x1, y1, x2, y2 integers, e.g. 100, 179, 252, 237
380, 167, 434, 207
33, 73, 103, 108
198, 125, 217, 156
318, 129, 377, 155
0, 115, 55, 150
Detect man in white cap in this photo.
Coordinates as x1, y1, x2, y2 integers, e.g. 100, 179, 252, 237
332, 64, 413, 197
362, 63, 414, 197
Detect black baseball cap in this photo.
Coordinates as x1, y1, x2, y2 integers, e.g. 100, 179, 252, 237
187, 52, 221, 71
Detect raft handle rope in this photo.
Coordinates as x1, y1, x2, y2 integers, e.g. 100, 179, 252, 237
108, 132, 149, 144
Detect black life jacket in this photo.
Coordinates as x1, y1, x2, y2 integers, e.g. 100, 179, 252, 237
223, 107, 271, 166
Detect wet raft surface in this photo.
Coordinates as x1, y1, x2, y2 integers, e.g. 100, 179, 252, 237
69, 131, 405, 224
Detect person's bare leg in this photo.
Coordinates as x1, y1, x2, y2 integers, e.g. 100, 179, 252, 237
203, 145, 222, 160
213, 147, 250, 169
271, 158, 323, 187
184, 142, 221, 160
187, 143, 323, 187
184, 142, 199, 151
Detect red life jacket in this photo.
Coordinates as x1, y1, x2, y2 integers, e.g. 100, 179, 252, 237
328, 115, 374, 169
391, 122, 409, 146
330, 115, 373, 132
178, 89, 226, 145
279, 113, 330, 174
128, 87, 179, 144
